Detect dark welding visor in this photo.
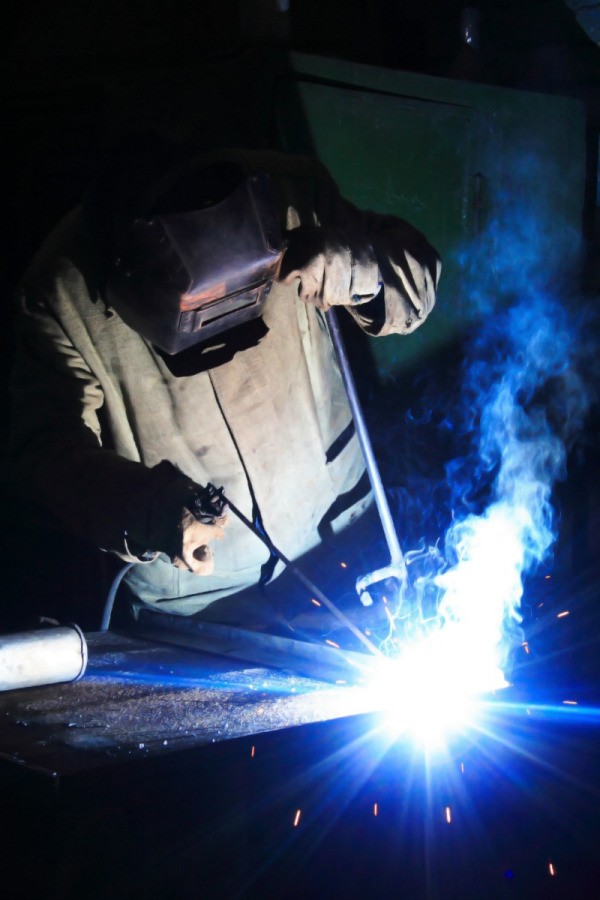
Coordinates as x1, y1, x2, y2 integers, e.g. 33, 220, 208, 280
105, 172, 283, 355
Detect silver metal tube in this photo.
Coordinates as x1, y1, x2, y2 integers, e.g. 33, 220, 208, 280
0, 625, 88, 692
326, 308, 406, 576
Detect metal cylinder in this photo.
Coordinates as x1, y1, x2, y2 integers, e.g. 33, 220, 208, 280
0, 625, 88, 692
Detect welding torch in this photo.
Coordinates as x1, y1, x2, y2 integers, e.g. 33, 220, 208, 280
188, 484, 382, 657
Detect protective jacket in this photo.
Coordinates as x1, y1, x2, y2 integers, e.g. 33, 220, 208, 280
9, 151, 440, 615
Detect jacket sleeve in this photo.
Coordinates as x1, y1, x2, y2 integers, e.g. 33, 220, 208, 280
8, 283, 197, 561
266, 154, 441, 336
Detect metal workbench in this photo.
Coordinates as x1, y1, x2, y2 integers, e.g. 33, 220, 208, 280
0, 631, 382, 899
0, 631, 376, 774
1, 626, 600, 900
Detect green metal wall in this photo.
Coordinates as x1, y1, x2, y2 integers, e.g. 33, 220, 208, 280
275, 53, 587, 379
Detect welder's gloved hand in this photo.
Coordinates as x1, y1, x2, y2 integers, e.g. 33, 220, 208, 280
172, 508, 228, 576
280, 226, 381, 310
142, 463, 229, 576
370, 230, 439, 335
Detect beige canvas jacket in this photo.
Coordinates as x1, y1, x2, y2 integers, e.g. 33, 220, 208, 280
9, 152, 440, 614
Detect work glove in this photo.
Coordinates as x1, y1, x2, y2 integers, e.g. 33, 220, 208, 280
172, 506, 228, 576
171, 483, 228, 576
371, 229, 439, 334
139, 463, 229, 576
280, 226, 381, 310
171, 484, 232, 575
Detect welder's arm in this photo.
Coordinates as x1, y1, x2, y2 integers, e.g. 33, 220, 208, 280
274, 157, 441, 335
9, 295, 225, 573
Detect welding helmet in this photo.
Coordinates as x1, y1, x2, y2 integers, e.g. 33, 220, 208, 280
104, 164, 283, 355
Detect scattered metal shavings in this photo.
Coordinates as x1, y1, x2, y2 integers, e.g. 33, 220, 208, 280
0, 635, 375, 757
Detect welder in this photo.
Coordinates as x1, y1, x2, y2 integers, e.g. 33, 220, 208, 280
8, 142, 440, 623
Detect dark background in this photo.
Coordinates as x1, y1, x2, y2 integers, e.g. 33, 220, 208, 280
2, 0, 600, 629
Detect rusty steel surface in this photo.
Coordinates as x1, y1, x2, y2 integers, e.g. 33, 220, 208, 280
0, 631, 375, 777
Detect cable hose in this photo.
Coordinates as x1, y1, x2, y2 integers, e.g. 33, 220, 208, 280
100, 561, 136, 632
